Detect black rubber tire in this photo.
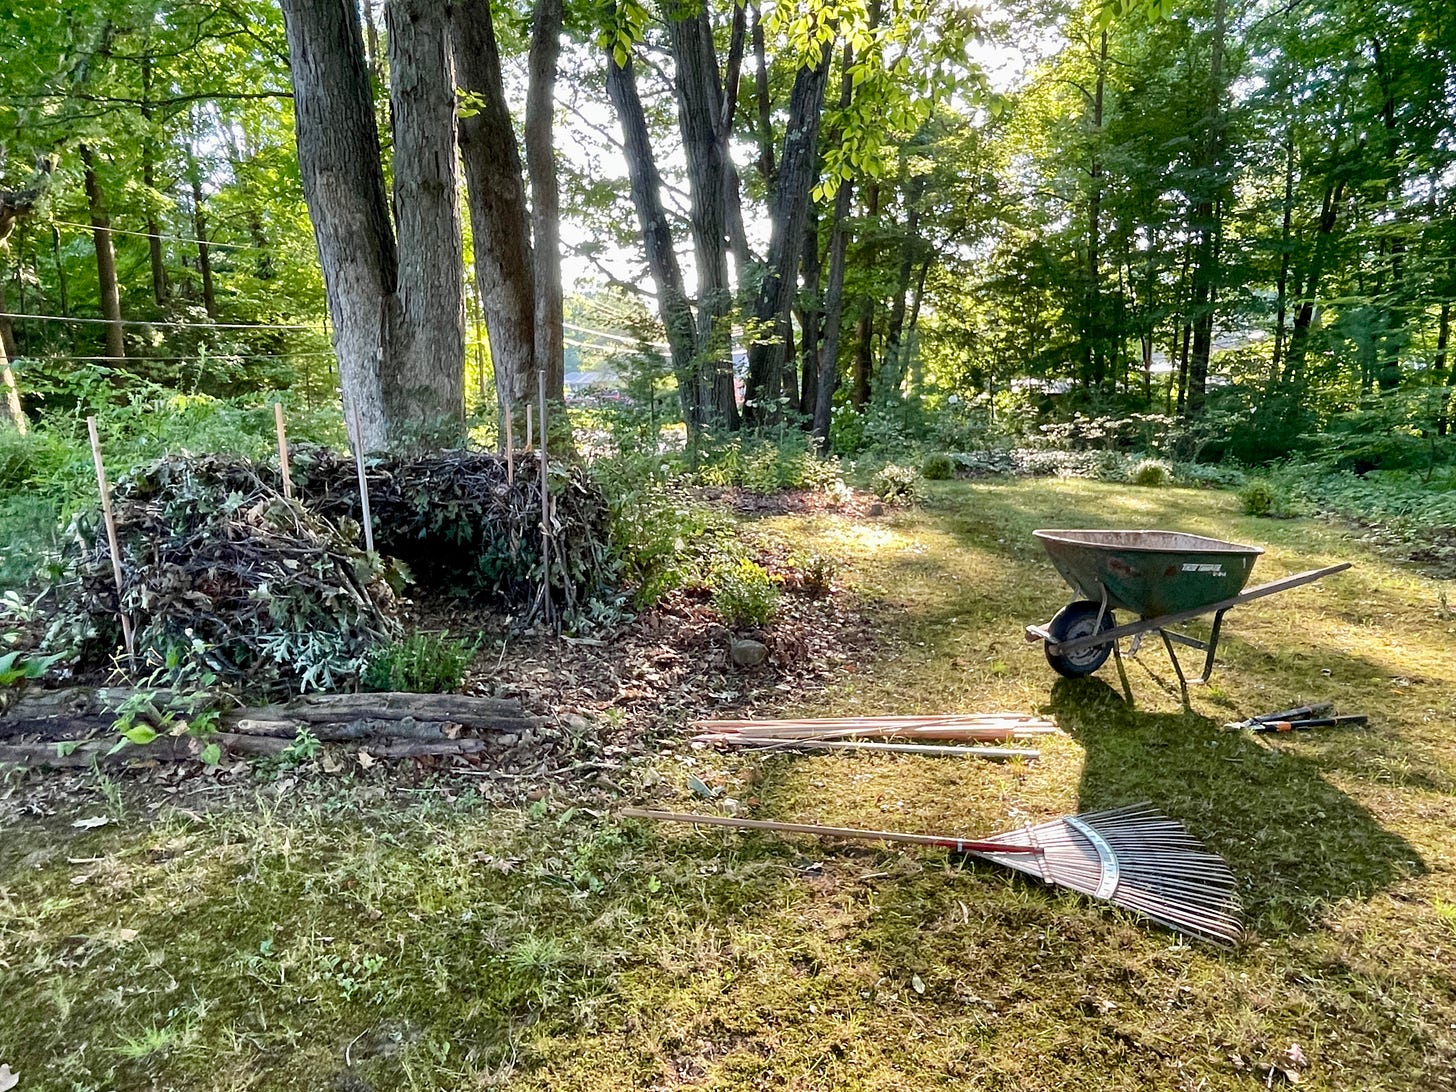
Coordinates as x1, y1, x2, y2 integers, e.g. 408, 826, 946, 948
1044, 600, 1117, 678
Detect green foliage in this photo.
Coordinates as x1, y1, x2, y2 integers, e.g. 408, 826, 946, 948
871, 464, 924, 506
1239, 479, 1283, 518
691, 434, 843, 494
709, 558, 779, 630
789, 553, 837, 600
361, 632, 477, 694
592, 454, 727, 609
0, 647, 59, 687
920, 452, 955, 480
1130, 458, 1172, 487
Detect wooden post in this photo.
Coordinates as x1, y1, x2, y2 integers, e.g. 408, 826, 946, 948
504, 409, 514, 485
525, 404, 533, 451
347, 400, 375, 555
273, 402, 293, 499
85, 416, 136, 672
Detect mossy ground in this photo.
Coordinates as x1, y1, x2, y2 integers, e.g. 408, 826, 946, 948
3, 477, 1454, 1090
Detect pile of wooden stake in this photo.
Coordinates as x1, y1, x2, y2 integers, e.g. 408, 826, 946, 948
692, 713, 1058, 761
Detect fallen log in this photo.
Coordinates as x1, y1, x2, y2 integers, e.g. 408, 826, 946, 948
0, 687, 538, 744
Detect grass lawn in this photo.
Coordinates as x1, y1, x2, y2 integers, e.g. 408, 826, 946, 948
2, 477, 1454, 1090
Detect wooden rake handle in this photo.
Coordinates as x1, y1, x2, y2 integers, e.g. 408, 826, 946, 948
619, 808, 1044, 855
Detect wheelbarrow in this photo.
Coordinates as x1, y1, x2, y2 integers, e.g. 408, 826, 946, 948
1024, 529, 1350, 689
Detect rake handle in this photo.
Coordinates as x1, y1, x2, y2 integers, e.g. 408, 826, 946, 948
620, 808, 1044, 855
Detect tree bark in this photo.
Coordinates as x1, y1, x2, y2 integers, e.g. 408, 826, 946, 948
388, 0, 467, 447
605, 51, 700, 424
1269, 132, 1295, 384
280, 0, 394, 451
527, 0, 565, 403
851, 181, 881, 406
187, 140, 218, 321
743, 45, 833, 426
453, 0, 538, 430
80, 144, 126, 362
798, 202, 821, 419
720, 0, 754, 288
1184, 0, 1228, 417
1285, 175, 1347, 383
140, 54, 170, 307
667, 3, 738, 428
1084, 29, 1108, 389
0, 326, 25, 433
814, 175, 853, 448
750, 3, 775, 187
1434, 299, 1451, 437
881, 173, 924, 393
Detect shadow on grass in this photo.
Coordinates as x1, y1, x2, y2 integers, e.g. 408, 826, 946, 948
1049, 677, 1426, 938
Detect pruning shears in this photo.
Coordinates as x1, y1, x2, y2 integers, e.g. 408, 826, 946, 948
1223, 703, 1367, 732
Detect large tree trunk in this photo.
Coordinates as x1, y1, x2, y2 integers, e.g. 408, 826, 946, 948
1084, 29, 1107, 390
0, 325, 24, 433
667, 3, 738, 428
605, 51, 699, 424
743, 45, 833, 426
719, 0, 754, 289
1285, 175, 1346, 384
387, 0, 466, 447
453, 0, 538, 429
750, 3, 775, 187
850, 180, 881, 407
880, 174, 923, 393
280, 0, 394, 451
526, 0, 565, 404
79, 145, 126, 363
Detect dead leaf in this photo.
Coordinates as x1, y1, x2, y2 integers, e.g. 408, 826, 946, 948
911, 974, 926, 995
0, 1062, 17, 1091
357, 750, 376, 770
1273, 1042, 1308, 1083
115, 928, 140, 944
71, 815, 110, 830
320, 751, 344, 775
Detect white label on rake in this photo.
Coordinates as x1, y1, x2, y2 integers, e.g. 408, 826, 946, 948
1064, 815, 1120, 900
1181, 563, 1226, 575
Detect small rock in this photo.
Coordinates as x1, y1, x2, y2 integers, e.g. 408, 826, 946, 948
729, 637, 770, 668
867, 502, 885, 516
561, 714, 589, 732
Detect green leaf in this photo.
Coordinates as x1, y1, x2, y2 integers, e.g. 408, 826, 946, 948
200, 742, 222, 767
121, 725, 159, 746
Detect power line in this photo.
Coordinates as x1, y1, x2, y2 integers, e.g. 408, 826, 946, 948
0, 311, 324, 332
11, 351, 336, 362
45, 218, 269, 254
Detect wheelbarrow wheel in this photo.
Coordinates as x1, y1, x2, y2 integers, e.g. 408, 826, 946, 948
1044, 600, 1117, 678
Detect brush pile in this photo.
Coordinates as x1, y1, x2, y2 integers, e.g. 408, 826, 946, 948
31, 453, 399, 695
287, 445, 614, 615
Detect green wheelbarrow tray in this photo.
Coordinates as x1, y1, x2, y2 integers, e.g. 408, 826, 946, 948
1025, 528, 1351, 689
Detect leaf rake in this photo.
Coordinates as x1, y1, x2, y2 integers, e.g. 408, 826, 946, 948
623, 802, 1242, 945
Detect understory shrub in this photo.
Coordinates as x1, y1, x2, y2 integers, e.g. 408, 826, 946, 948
690, 435, 843, 493
362, 631, 477, 693
710, 558, 779, 629
1130, 458, 1173, 487
1239, 479, 1283, 517
871, 464, 923, 506
921, 452, 955, 480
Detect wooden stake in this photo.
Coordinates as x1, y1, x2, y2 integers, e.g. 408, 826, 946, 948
347, 400, 375, 554
710, 738, 1039, 759
86, 416, 136, 672
525, 404, 533, 451
504, 409, 514, 485
273, 402, 293, 499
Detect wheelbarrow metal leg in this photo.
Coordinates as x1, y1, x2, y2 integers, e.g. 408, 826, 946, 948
1158, 628, 1192, 708
1190, 608, 1227, 685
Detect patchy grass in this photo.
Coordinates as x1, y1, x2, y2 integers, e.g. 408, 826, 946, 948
2, 477, 1455, 1090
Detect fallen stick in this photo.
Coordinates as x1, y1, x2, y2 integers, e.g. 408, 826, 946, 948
715, 738, 1039, 760
694, 714, 1057, 736
86, 416, 136, 672
696, 726, 1050, 743
274, 402, 293, 499
347, 399, 375, 554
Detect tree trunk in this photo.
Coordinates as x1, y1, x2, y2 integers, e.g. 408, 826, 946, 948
0, 321, 24, 433
187, 142, 218, 321
851, 180, 881, 407
667, 3, 738, 428
881, 174, 924, 393
798, 202, 821, 419
280, 0, 394, 451
79, 144, 126, 362
388, 0, 467, 447
1435, 299, 1451, 437
904, 254, 929, 391
140, 55, 170, 307
453, 0, 538, 430
750, 3, 775, 187
1184, 0, 1228, 417
605, 51, 699, 423
720, 0, 754, 289
814, 178, 854, 450
1270, 132, 1295, 384
1084, 29, 1107, 390
743, 45, 833, 426
527, 0, 565, 404
1285, 176, 1346, 383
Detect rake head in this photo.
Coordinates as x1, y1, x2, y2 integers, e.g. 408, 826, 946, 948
967, 802, 1242, 945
